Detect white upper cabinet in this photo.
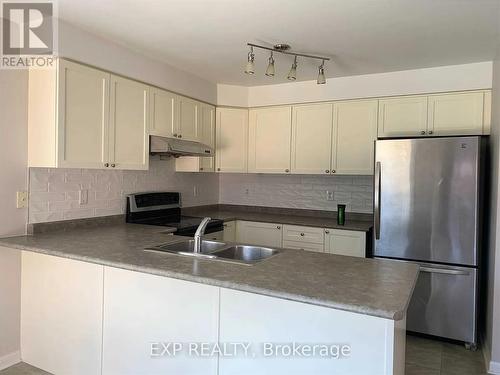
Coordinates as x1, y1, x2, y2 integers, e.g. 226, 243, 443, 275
428, 91, 485, 135
149, 87, 177, 138
178, 96, 200, 141
109, 75, 150, 170
57, 60, 110, 169
291, 104, 333, 175
248, 106, 292, 174
332, 100, 378, 175
378, 96, 428, 138
216, 107, 248, 173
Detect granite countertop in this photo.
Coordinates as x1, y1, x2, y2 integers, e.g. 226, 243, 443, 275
183, 206, 373, 232
0, 223, 417, 321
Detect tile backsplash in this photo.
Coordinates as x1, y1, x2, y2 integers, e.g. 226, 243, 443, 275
28, 157, 219, 223
219, 173, 373, 213
29, 161, 373, 223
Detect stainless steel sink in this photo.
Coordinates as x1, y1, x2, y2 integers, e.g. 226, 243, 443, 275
145, 240, 279, 264
211, 245, 279, 263
146, 240, 227, 254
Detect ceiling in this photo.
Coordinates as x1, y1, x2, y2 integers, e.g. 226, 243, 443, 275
58, 0, 500, 86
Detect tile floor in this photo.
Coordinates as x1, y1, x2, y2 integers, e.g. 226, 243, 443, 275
0, 335, 489, 375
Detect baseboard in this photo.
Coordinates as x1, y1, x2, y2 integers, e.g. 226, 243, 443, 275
0, 351, 21, 370
489, 360, 500, 375
483, 340, 500, 375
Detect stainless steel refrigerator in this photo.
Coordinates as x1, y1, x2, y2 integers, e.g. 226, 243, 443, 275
374, 136, 483, 347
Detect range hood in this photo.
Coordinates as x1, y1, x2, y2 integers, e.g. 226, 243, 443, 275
150, 135, 214, 157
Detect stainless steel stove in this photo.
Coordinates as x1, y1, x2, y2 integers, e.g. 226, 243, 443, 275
126, 192, 223, 237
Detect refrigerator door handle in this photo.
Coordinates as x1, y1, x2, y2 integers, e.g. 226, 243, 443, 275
374, 161, 381, 239
420, 266, 470, 276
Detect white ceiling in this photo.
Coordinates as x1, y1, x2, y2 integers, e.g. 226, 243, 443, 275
58, 0, 500, 86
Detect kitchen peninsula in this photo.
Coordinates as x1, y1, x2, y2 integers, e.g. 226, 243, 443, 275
0, 220, 418, 375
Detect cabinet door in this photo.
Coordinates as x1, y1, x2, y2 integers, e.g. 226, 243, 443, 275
57, 59, 110, 169
324, 229, 366, 257
223, 221, 236, 242
21, 251, 103, 375
248, 106, 292, 173
149, 87, 177, 138
236, 221, 282, 248
200, 104, 216, 172
102, 267, 219, 375
333, 100, 378, 175
178, 96, 200, 141
109, 75, 149, 170
291, 104, 333, 175
378, 96, 428, 138
216, 108, 248, 173
428, 92, 485, 135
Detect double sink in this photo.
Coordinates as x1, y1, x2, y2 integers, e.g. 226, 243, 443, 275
145, 239, 279, 265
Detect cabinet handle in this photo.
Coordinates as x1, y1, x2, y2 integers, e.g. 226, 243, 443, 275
178, 134, 182, 138
325, 170, 330, 174
420, 131, 426, 135
428, 130, 434, 135
331, 169, 336, 174
200, 167, 204, 171
111, 164, 116, 168
277, 226, 281, 230
325, 230, 329, 234
173, 133, 178, 137
217, 168, 221, 171
285, 169, 290, 173
104, 163, 109, 167
300, 233, 305, 236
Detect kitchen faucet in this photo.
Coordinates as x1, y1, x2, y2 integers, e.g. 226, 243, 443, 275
193, 217, 211, 253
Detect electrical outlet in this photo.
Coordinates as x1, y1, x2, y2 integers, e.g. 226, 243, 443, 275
79, 189, 88, 205
326, 191, 334, 201
16, 191, 28, 208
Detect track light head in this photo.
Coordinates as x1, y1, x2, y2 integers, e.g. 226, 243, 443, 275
245, 46, 255, 75
265, 52, 275, 77
317, 60, 326, 85
287, 56, 298, 81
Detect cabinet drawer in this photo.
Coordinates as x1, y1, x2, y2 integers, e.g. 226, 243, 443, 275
282, 240, 324, 253
282, 225, 324, 244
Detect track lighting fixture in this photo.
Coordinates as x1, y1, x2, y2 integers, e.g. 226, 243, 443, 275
265, 52, 275, 77
317, 60, 326, 84
244, 43, 330, 84
287, 56, 297, 81
245, 46, 255, 75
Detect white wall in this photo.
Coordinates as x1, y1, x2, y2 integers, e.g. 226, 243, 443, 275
58, 20, 217, 104
485, 59, 500, 374
29, 158, 219, 224
0, 70, 28, 367
219, 174, 372, 213
218, 62, 493, 107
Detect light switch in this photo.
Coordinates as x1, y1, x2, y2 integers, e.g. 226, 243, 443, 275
16, 191, 28, 208
326, 191, 334, 201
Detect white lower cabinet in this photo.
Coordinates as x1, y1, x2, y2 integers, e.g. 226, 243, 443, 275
101, 267, 219, 375
20, 251, 104, 375
236, 221, 283, 248
282, 224, 325, 252
222, 220, 236, 242
324, 229, 366, 257
282, 240, 324, 252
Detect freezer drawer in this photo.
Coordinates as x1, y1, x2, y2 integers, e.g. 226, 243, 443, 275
406, 261, 478, 344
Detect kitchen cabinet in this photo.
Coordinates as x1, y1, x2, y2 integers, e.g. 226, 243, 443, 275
149, 87, 177, 138
175, 103, 216, 172
324, 229, 366, 257
333, 100, 378, 175
236, 221, 283, 248
177, 96, 200, 141
291, 103, 333, 175
216, 107, 249, 173
20, 251, 103, 375
248, 106, 292, 173
378, 96, 428, 138
28, 59, 149, 170
109, 75, 150, 170
282, 224, 325, 252
428, 91, 485, 135
102, 267, 219, 375
223, 220, 237, 242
